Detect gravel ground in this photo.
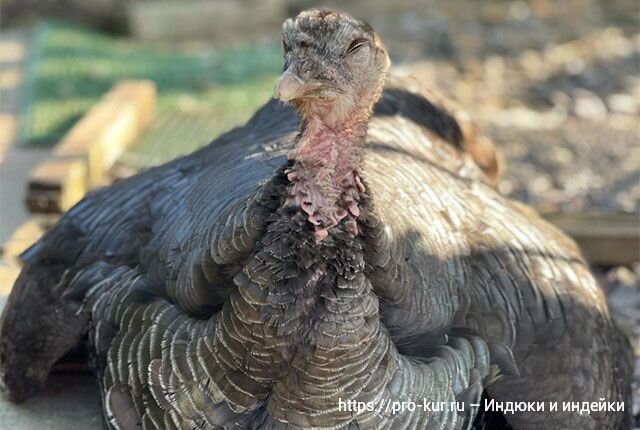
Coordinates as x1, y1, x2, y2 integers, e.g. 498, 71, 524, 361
400, 28, 639, 214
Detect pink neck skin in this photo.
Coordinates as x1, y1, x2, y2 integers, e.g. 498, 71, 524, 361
286, 112, 368, 240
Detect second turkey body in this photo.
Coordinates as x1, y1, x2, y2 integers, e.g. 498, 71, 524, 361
0, 9, 631, 430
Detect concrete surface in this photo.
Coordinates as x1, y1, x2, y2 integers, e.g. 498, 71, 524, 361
0, 374, 103, 430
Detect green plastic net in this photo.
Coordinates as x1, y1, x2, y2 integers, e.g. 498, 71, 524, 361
20, 22, 280, 167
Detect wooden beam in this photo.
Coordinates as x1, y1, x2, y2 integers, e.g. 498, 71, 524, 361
27, 158, 88, 213
0, 262, 20, 298
54, 80, 156, 185
0, 218, 46, 260
0, 217, 50, 296
27, 80, 156, 213
544, 212, 640, 266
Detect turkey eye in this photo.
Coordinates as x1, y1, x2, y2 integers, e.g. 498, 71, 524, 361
299, 40, 311, 49
347, 38, 367, 55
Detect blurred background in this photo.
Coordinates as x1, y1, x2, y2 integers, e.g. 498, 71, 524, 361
0, 0, 638, 428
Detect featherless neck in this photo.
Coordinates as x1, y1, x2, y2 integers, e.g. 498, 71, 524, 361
293, 109, 370, 160
286, 115, 369, 240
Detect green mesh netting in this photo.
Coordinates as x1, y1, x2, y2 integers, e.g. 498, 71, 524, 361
21, 22, 280, 166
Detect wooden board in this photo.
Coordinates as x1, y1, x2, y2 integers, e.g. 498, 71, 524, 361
27, 158, 88, 213
544, 212, 640, 266
0, 262, 20, 297
27, 80, 156, 213
0, 217, 50, 295
0, 218, 46, 260
53, 80, 156, 185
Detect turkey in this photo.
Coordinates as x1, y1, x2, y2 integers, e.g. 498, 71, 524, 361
0, 9, 631, 429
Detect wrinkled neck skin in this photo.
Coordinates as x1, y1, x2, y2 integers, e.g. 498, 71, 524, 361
286, 104, 370, 240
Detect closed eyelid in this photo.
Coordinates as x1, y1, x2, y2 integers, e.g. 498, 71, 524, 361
296, 37, 315, 49
347, 38, 369, 53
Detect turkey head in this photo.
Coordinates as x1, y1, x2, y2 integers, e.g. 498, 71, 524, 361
275, 9, 390, 240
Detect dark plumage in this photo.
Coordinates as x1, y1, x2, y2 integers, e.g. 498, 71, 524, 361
0, 9, 631, 429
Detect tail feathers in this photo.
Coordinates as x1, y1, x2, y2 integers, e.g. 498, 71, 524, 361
0, 264, 88, 402
378, 75, 504, 188
463, 132, 504, 188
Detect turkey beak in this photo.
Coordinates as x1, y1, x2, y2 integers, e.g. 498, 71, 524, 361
274, 70, 306, 102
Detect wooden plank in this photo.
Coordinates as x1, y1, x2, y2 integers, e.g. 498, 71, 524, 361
0, 261, 20, 297
0, 114, 17, 163
0, 217, 50, 296
27, 80, 156, 213
27, 158, 88, 213
54, 80, 156, 185
544, 212, 640, 266
0, 218, 46, 259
